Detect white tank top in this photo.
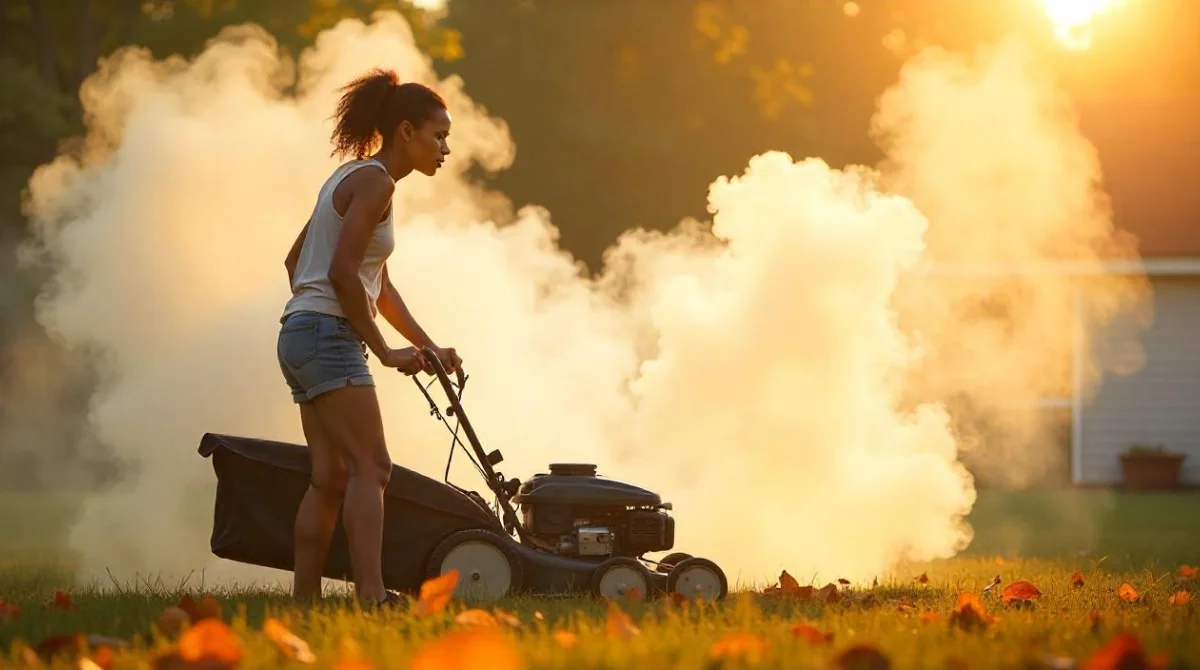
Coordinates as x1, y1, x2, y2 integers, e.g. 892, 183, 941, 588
282, 158, 395, 322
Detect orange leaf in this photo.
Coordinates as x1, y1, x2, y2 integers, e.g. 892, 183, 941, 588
413, 571, 458, 617
1179, 565, 1198, 579
1072, 571, 1085, 588
709, 632, 769, 664
1080, 632, 1167, 670
814, 583, 840, 604
87, 646, 115, 670
626, 586, 644, 604
178, 594, 222, 622
454, 609, 498, 627
333, 635, 373, 670
950, 592, 992, 632
1168, 591, 1191, 606
0, 600, 19, 622
551, 630, 578, 649
51, 591, 78, 611
831, 644, 891, 670
1118, 583, 1140, 602
914, 572, 929, 585
156, 607, 190, 637
791, 622, 834, 644
263, 617, 316, 663
177, 618, 243, 664
1000, 580, 1042, 606
494, 609, 521, 628
408, 627, 522, 670
605, 602, 640, 640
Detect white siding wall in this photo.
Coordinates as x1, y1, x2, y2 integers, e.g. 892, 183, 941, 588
1079, 276, 1200, 485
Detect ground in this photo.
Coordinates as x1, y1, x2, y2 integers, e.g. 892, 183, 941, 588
1, 489, 1197, 668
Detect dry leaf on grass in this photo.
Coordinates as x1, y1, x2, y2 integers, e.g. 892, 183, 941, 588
709, 632, 769, 665
177, 619, 243, 665
413, 570, 459, 617
1179, 565, 1197, 579
1072, 571, 1085, 588
950, 592, 993, 632
764, 570, 814, 600
551, 630, 578, 649
1080, 632, 1168, 670
50, 591, 79, 611
1118, 583, 1140, 603
177, 595, 222, 623
914, 572, 929, 585
606, 602, 640, 640
408, 627, 522, 670
1168, 591, 1191, 606
831, 644, 891, 670
920, 612, 942, 625
455, 609, 498, 627
157, 607, 191, 637
263, 618, 316, 664
791, 622, 834, 645
494, 609, 521, 628
983, 575, 1002, 594
1000, 581, 1042, 607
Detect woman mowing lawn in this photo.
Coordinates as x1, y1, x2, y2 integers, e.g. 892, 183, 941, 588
278, 68, 463, 608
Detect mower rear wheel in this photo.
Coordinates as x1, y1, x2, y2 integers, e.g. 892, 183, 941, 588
426, 529, 523, 601
667, 557, 727, 601
591, 557, 651, 601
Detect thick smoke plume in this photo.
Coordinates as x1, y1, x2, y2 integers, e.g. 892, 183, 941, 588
20, 14, 1146, 590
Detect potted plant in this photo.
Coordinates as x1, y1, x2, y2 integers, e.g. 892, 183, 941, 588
1119, 443, 1186, 491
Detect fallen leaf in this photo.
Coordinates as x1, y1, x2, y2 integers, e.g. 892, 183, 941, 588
263, 618, 316, 664
1000, 581, 1042, 607
814, 583, 840, 604
1179, 565, 1197, 579
177, 594, 222, 622
51, 591, 79, 611
86, 646, 115, 670
950, 592, 992, 632
413, 570, 459, 617
533, 611, 544, 621
551, 630, 577, 649
494, 609, 521, 628
626, 586, 644, 604
709, 632, 769, 665
454, 609, 498, 627
1118, 583, 1140, 603
915, 572, 929, 585
767, 570, 815, 600
838, 578, 851, 585
1072, 571, 1085, 588
1168, 591, 1191, 606
605, 602, 640, 640
1080, 631, 1167, 670
983, 575, 1002, 594
831, 643, 891, 670
177, 619, 243, 665
408, 627, 522, 670
791, 622, 834, 644
156, 607, 190, 637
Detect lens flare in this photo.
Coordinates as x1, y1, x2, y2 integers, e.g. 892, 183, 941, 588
1042, 0, 1116, 50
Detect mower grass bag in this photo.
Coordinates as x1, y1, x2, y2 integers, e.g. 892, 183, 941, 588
197, 432, 501, 595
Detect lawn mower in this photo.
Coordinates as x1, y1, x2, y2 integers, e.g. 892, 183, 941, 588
197, 346, 728, 602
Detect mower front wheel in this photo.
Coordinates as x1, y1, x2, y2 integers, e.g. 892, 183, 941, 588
590, 557, 651, 601
426, 529, 524, 602
667, 557, 728, 601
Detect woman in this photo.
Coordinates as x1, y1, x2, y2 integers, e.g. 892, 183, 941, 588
278, 68, 462, 607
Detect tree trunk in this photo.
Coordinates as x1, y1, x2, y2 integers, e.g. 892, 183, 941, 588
27, 0, 60, 91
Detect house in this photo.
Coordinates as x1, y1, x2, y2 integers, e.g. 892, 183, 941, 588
1071, 93, 1200, 486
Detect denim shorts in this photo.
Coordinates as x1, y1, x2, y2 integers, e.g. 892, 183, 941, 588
277, 310, 373, 403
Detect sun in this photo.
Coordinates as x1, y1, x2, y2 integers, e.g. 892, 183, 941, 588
1040, 0, 1118, 49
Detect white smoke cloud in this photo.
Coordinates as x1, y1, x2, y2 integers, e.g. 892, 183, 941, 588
19, 14, 1144, 591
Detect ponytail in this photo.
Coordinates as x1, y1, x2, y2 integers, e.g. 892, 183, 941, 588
330, 68, 447, 159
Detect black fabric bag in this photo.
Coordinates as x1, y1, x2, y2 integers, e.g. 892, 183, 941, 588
197, 432, 501, 594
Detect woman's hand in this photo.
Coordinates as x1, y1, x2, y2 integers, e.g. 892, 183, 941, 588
428, 346, 462, 374
381, 347, 432, 375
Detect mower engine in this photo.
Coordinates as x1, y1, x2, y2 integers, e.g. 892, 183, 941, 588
511, 463, 675, 559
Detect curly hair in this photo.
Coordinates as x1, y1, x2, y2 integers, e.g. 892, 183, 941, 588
329, 68, 447, 159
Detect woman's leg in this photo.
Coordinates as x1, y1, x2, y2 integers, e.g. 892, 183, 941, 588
292, 402, 348, 601
308, 383, 392, 604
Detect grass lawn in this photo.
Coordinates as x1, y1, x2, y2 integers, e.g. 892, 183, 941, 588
1, 488, 1197, 668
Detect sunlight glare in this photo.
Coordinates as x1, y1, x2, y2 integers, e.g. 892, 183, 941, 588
1041, 0, 1117, 50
